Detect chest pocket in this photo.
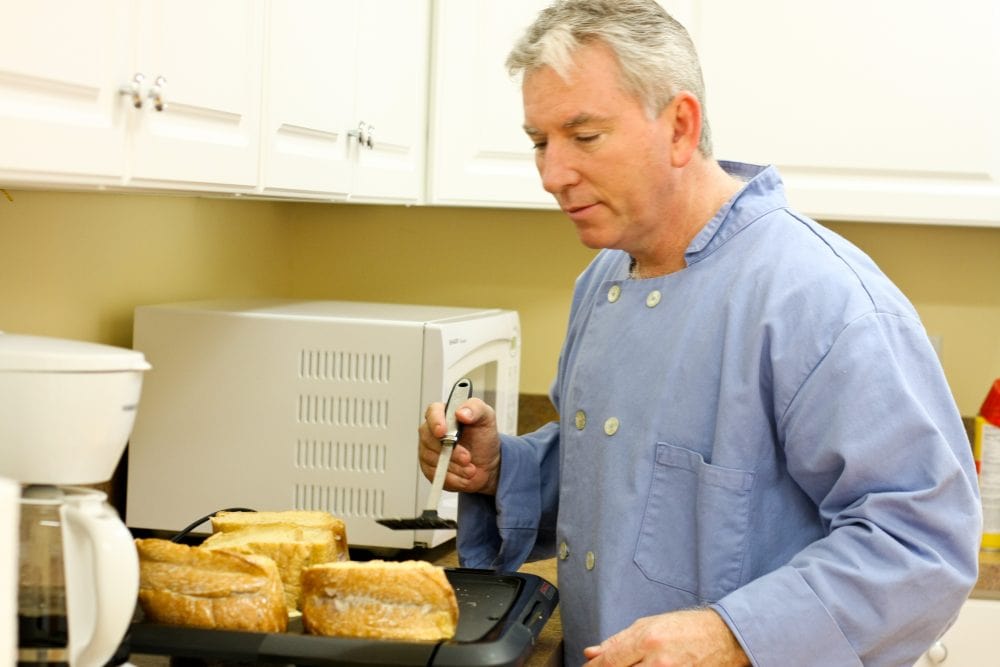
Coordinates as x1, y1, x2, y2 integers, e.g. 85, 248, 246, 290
635, 443, 755, 602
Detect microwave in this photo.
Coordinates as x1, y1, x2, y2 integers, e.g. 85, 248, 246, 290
125, 299, 520, 551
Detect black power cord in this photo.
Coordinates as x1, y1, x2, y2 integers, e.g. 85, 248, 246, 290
169, 507, 257, 543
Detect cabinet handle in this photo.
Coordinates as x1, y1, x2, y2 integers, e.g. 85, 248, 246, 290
147, 75, 167, 112
118, 73, 145, 109
347, 121, 375, 150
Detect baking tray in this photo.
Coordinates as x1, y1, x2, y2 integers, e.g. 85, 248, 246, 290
128, 567, 558, 667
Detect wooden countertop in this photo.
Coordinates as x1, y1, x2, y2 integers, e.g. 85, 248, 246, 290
974, 549, 1000, 600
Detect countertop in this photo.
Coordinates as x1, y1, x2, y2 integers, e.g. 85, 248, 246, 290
974, 550, 1000, 600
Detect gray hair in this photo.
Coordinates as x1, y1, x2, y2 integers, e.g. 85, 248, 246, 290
506, 0, 713, 157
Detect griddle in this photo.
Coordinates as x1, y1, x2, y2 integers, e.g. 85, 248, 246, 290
128, 568, 558, 667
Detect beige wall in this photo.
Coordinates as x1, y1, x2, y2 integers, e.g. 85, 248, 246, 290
1, 188, 998, 415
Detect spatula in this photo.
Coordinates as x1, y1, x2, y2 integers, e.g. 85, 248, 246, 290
376, 377, 472, 531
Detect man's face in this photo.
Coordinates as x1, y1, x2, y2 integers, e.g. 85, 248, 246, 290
522, 42, 676, 252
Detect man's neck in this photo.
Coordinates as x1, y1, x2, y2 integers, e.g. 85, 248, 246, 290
629, 158, 743, 278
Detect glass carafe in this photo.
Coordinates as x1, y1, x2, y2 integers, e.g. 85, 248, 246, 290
18, 486, 138, 667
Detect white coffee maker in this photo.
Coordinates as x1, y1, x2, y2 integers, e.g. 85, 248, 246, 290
0, 333, 151, 667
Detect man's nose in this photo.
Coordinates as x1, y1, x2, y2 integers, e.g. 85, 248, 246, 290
538, 142, 579, 194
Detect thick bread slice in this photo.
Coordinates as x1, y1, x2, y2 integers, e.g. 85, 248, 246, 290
201, 524, 336, 610
211, 511, 346, 541
205, 510, 349, 611
212, 510, 348, 560
135, 538, 288, 632
301, 560, 458, 641
209, 510, 349, 561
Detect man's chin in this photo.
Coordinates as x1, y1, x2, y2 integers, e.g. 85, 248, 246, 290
570, 221, 617, 250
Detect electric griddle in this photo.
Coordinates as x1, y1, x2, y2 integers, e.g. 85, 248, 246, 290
128, 568, 558, 667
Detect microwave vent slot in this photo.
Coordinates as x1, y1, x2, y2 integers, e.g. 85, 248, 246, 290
299, 349, 391, 383
294, 484, 385, 519
295, 439, 387, 473
296, 394, 389, 428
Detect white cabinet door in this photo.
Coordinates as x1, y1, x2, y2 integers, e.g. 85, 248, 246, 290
0, 0, 262, 193
351, 0, 429, 203
427, 0, 694, 210
913, 598, 1000, 666
0, 0, 131, 186
261, 0, 428, 203
428, 0, 553, 209
260, 0, 357, 199
129, 0, 264, 191
692, 1, 1000, 226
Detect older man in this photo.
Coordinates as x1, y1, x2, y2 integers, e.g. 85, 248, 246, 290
419, 2, 981, 665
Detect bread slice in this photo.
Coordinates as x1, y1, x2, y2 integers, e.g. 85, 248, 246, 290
209, 510, 349, 560
202, 510, 349, 610
301, 560, 458, 641
135, 538, 288, 632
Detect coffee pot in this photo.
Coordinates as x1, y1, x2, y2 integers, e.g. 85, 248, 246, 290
0, 334, 151, 667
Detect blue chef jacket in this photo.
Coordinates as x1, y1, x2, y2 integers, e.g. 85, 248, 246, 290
456, 162, 982, 666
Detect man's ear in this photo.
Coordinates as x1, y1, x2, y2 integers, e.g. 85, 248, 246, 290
664, 91, 702, 167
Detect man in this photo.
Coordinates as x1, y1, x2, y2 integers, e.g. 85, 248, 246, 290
418, 1, 981, 665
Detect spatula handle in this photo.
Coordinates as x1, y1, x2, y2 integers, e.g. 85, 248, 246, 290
442, 378, 472, 445
425, 378, 473, 511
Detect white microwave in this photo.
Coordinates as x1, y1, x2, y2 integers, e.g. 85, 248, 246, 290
125, 299, 520, 551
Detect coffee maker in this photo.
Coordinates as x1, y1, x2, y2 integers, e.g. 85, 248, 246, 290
0, 334, 151, 667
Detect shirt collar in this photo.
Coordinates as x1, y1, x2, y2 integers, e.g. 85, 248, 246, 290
684, 161, 788, 265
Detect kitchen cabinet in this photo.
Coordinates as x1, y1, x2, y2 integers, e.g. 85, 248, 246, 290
425, 0, 691, 210
0, 0, 263, 192
691, 0, 1000, 226
128, 2, 263, 191
427, 0, 553, 209
913, 597, 1000, 666
260, 0, 429, 203
0, 1, 129, 186
429, 1, 999, 226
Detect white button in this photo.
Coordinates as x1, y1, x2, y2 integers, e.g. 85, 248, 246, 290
574, 410, 587, 430
559, 541, 569, 560
646, 290, 662, 307
604, 417, 619, 436
585, 551, 596, 570
607, 285, 621, 302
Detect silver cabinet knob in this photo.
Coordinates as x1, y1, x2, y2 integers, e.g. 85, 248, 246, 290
119, 73, 145, 109
347, 121, 375, 150
147, 75, 167, 112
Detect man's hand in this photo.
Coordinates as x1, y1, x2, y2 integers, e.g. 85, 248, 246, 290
582, 608, 750, 666
418, 397, 501, 496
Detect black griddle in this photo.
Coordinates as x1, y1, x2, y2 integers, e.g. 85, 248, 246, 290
128, 568, 558, 667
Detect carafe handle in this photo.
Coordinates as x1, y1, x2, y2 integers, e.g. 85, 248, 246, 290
60, 497, 138, 667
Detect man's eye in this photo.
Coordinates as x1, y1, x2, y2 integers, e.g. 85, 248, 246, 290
532, 141, 547, 151
576, 134, 599, 143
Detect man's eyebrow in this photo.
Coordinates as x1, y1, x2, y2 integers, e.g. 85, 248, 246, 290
523, 113, 607, 136
563, 113, 602, 128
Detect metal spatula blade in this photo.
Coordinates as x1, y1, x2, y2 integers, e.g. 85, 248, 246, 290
377, 378, 472, 531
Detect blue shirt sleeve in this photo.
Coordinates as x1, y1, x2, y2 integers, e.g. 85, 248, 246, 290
457, 421, 561, 570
